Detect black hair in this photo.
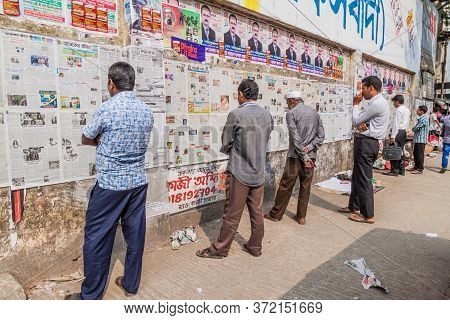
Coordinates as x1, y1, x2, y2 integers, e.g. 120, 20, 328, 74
392, 95, 404, 104
289, 34, 295, 40
108, 62, 135, 91
238, 79, 259, 100
229, 14, 237, 22
252, 21, 259, 29
201, 4, 210, 13
272, 28, 278, 34
362, 75, 382, 92
418, 105, 428, 114
304, 39, 309, 44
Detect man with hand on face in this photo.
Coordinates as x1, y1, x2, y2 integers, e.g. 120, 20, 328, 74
196, 79, 273, 259
265, 91, 325, 225
201, 5, 216, 42
65, 62, 154, 300
224, 14, 241, 47
248, 21, 263, 52
339, 76, 390, 224
268, 28, 281, 57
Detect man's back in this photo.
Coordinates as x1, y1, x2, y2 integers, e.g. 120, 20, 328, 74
442, 116, 450, 144
222, 103, 273, 187
88, 91, 154, 190
287, 104, 325, 160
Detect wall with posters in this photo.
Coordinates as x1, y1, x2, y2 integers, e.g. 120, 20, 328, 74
0, 0, 368, 283
226, 0, 424, 74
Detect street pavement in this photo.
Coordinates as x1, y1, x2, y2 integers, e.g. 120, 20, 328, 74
102, 156, 450, 300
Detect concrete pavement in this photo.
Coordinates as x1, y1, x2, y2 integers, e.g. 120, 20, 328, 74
27, 156, 450, 300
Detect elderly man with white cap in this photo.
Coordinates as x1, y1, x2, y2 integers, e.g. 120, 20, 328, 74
265, 91, 325, 225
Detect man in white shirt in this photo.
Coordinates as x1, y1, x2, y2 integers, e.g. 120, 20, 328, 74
386, 95, 411, 176
338, 76, 390, 224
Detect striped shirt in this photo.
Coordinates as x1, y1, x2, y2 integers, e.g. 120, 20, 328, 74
412, 114, 429, 144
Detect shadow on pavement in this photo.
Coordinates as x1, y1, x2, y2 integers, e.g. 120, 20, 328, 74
281, 228, 450, 300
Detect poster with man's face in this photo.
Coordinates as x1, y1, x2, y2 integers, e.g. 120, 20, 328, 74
301, 38, 316, 74
223, 11, 247, 59
268, 26, 286, 68
246, 20, 268, 64
196, 2, 222, 54
162, 2, 201, 48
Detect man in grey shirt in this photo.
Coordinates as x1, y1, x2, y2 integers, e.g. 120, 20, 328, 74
197, 79, 273, 258
339, 76, 390, 224
265, 91, 325, 225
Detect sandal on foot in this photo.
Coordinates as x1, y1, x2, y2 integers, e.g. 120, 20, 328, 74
411, 170, 422, 175
243, 244, 262, 257
264, 213, 280, 222
196, 248, 224, 259
338, 207, 360, 214
348, 214, 375, 224
115, 276, 135, 297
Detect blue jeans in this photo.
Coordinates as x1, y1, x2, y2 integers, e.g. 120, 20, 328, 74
442, 143, 450, 169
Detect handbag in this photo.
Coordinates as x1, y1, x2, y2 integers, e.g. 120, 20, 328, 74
382, 143, 402, 161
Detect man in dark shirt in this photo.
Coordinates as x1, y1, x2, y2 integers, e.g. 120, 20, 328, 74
248, 21, 263, 52
265, 91, 324, 225
268, 28, 281, 57
301, 39, 312, 65
201, 5, 216, 42
224, 14, 241, 47
197, 79, 273, 258
315, 44, 324, 68
286, 35, 297, 61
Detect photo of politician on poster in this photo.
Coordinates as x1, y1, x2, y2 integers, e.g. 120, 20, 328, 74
268, 26, 286, 68
162, 2, 201, 48
246, 20, 268, 64
196, 2, 222, 55
223, 11, 247, 60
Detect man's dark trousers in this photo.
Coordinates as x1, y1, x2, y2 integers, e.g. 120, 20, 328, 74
81, 183, 148, 299
348, 136, 379, 219
269, 157, 314, 221
413, 143, 426, 172
390, 129, 407, 175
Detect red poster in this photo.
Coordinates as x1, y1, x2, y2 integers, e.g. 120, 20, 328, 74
3, 0, 20, 16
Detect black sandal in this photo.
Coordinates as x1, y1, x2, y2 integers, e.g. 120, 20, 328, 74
196, 248, 224, 259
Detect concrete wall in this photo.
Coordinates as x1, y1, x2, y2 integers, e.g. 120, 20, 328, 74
0, 139, 353, 285
0, 0, 355, 287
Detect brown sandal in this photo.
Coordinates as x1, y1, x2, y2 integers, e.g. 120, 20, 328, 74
196, 248, 225, 259
348, 213, 375, 224
338, 207, 360, 214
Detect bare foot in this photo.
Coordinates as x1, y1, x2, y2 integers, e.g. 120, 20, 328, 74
298, 218, 306, 225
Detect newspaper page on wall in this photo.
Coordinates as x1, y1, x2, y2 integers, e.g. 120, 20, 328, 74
60, 111, 97, 180
167, 161, 227, 212
2, 31, 58, 109
0, 110, 9, 187
7, 110, 63, 189
99, 45, 128, 102
129, 46, 165, 108
57, 39, 102, 110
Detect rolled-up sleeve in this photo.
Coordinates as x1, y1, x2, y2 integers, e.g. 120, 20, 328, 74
82, 108, 105, 139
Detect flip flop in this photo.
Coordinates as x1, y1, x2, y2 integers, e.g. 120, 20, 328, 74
196, 248, 225, 259
411, 170, 422, 175
348, 213, 375, 224
338, 207, 360, 214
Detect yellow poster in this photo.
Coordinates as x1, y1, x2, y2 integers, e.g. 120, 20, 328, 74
244, 0, 260, 12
